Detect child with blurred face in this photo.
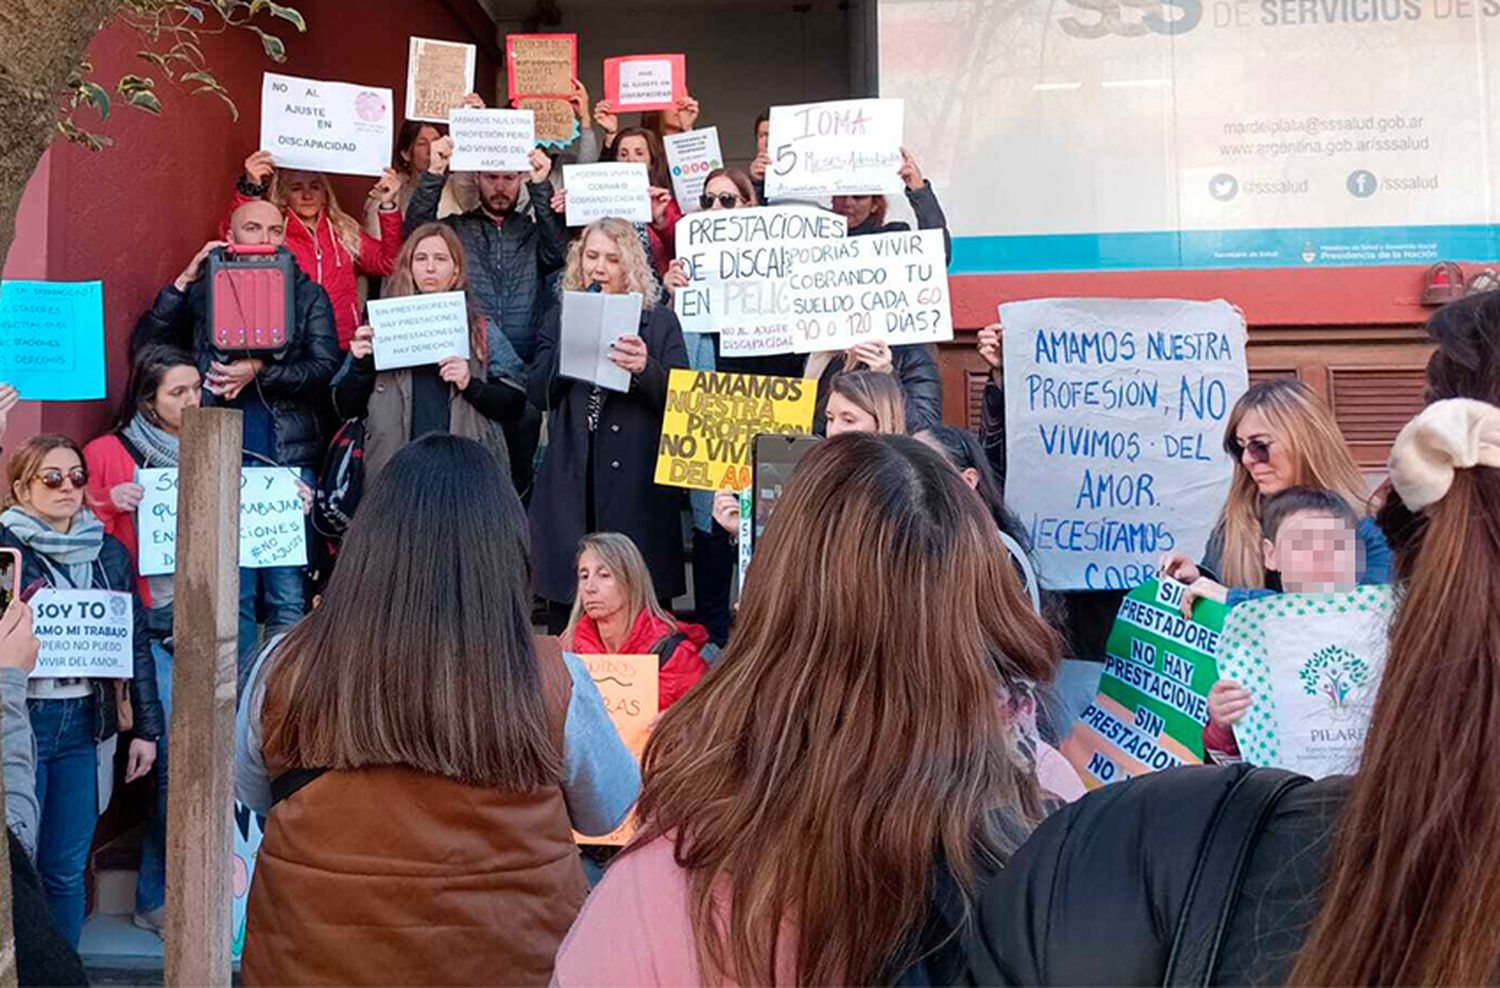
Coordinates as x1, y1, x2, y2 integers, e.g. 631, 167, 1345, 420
1207, 488, 1360, 744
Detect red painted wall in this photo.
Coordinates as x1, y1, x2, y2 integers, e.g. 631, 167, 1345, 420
949, 265, 1443, 332
3, 0, 498, 444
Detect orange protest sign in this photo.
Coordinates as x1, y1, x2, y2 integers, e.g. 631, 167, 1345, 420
572, 653, 658, 847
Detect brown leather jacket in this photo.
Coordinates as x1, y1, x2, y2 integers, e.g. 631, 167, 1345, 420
242, 640, 587, 986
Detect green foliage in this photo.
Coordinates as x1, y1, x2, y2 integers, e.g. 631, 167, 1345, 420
58, 0, 307, 149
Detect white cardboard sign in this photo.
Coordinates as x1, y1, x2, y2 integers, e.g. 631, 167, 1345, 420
788, 229, 952, 353
449, 108, 535, 173
563, 163, 652, 225
672, 205, 848, 357
260, 72, 393, 177
764, 98, 904, 200
1001, 298, 1249, 591
138, 467, 308, 576
367, 291, 472, 371
663, 127, 723, 212
31, 589, 133, 680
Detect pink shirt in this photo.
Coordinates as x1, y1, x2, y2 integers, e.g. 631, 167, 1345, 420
553, 836, 798, 986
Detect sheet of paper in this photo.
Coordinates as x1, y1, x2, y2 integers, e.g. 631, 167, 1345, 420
405, 37, 475, 124
563, 162, 651, 225
449, 109, 535, 173
671, 205, 847, 357
260, 72, 393, 177
663, 127, 723, 213
559, 291, 640, 393
366, 291, 471, 370
603, 54, 686, 112
137, 467, 308, 575
0, 280, 106, 401
31, 590, 134, 679
1001, 298, 1249, 590
569, 654, 657, 846
788, 228, 953, 353
764, 98, 904, 199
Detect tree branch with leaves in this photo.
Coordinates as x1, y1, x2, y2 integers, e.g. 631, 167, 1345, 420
0, 0, 304, 269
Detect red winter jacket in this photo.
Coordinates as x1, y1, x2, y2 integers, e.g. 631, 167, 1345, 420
570, 608, 710, 711
224, 191, 402, 350
82, 433, 153, 606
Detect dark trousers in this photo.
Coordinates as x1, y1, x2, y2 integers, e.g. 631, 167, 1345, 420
691, 526, 736, 646
505, 404, 543, 503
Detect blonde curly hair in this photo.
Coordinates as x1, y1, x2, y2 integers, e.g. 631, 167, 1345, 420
561, 218, 659, 309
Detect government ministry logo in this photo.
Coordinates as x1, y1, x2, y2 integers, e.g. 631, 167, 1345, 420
1298, 645, 1371, 717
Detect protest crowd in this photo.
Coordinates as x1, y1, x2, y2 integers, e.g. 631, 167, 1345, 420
0, 25, 1498, 988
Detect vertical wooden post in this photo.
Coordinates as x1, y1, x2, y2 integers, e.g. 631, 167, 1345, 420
165, 407, 241, 987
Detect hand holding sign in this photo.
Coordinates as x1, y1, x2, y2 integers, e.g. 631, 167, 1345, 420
0, 601, 38, 676
243, 150, 275, 187
1207, 680, 1253, 728
0, 383, 19, 440
976, 322, 1003, 370
608, 335, 648, 375
351, 324, 375, 360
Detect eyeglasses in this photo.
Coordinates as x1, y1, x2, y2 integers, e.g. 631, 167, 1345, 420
35, 468, 88, 491
699, 193, 740, 209
1231, 438, 1275, 465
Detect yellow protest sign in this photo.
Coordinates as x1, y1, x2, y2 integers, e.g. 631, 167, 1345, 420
572, 653, 657, 847
654, 369, 818, 492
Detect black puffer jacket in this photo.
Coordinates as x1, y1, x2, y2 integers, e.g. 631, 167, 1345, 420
405, 172, 567, 377
132, 249, 340, 468
0, 527, 164, 743
812, 344, 943, 435
965, 765, 1348, 985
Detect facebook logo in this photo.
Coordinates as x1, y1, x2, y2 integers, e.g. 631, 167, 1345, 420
1346, 170, 1377, 198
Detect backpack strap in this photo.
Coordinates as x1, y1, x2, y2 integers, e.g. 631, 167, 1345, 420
651, 631, 689, 668
1163, 768, 1309, 987
269, 766, 327, 807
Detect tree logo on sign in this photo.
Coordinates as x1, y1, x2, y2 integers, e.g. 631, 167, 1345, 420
1299, 645, 1371, 717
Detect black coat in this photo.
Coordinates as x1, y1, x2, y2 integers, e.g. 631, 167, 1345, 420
528, 302, 690, 603
964, 765, 1348, 985
812, 344, 943, 435
132, 249, 341, 468
0, 528, 164, 742
405, 172, 567, 375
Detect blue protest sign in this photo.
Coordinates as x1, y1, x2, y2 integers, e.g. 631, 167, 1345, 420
0, 280, 107, 401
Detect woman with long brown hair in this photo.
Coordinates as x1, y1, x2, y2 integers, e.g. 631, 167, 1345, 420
235, 434, 637, 985
555, 433, 1061, 984
333, 222, 524, 488
964, 290, 1500, 985
1162, 378, 1392, 609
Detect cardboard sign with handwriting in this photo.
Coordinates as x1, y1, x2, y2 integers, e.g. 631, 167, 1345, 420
572, 653, 658, 847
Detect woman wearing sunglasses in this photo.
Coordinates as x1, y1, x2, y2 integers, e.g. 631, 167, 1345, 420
1160, 378, 1392, 610
0, 436, 162, 947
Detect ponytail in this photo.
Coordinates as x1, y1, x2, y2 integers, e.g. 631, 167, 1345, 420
1290, 401, 1500, 985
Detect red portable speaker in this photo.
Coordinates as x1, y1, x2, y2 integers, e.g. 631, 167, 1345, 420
208, 244, 294, 352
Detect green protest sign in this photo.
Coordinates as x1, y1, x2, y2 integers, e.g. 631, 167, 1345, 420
1061, 578, 1227, 789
